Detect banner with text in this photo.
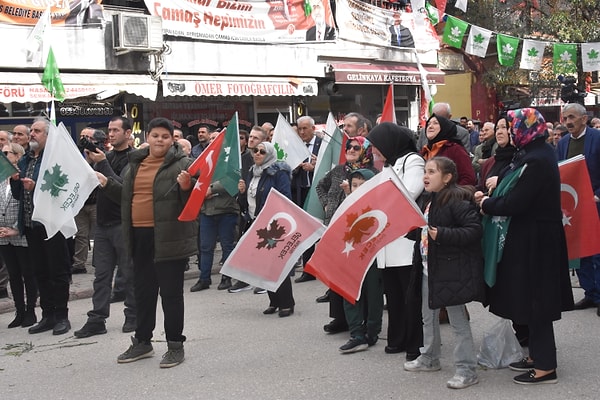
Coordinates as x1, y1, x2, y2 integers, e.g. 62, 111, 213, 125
144, 0, 335, 43
0, 1, 103, 25
335, 0, 439, 51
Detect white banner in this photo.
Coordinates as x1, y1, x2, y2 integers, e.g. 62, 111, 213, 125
336, 0, 439, 51
145, 0, 335, 42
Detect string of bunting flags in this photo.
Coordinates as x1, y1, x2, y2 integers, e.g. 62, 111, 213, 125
425, 5, 600, 74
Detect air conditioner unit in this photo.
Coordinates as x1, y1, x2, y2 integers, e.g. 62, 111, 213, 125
112, 13, 163, 53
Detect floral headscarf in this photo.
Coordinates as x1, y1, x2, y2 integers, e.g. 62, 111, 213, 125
344, 136, 373, 173
507, 108, 547, 149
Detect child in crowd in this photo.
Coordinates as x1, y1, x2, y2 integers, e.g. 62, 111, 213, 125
403, 157, 485, 389
338, 169, 385, 354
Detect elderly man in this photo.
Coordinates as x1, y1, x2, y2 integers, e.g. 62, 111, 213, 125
10, 118, 72, 335
471, 122, 497, 174
261, 122, 274, 142
343, 112, 370, 138
177, 138, 192, 157
590, 117, 600, 129
556, 103, 600, 317
0, 130, 10, 147
12, 125, 30, 151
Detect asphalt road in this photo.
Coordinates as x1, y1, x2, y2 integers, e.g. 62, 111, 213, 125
0, 277, 598, 400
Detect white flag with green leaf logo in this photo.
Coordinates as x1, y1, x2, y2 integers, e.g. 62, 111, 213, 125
581, 43, 600, 72
33, 122, 100, 239
520, 39, 546, 70
465, 25, 492, 58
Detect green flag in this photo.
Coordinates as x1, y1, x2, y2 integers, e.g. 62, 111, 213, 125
303, 113, 344, 221
553, 43, 578, 75
211, 112, 241, 197
442, 16, 468, 49
42, 47, 65, 101
496, 34, 520, 66
425, 3, 439, 26
0, 151, 18, 182
481, 165, 526, 287
304, 0, 312, 17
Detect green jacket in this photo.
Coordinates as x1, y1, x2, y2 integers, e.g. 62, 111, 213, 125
104, 144, 198, 262
201, 181, 240, 216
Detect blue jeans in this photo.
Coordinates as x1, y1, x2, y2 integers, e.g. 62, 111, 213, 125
577, 254, 600, 303
419, 277, 477, 378
199, 213, 238, 283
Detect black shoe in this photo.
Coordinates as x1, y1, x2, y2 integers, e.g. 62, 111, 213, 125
53, 319, 71, 335
110, 293, 126, 303
190, 280, 210, 292
28, 317, 56, 334
278, 307, 294, 317
574, 297, 596, 310
509, 358, 535, 372
0, 288, 8, 298
217, 277, 232, 291
366, 334, 378, 347
406, 352, 420, 361
71, 268, 87, 274
74, 321, 107, 338
323, 319, 349, 334
263, 306, 278, 315
315, 292, 330, 303
227, 281, 251, 293
384, 346, 404, 354
21, 307, 37, 328
513, 369, 557, 385
8, 310, 24, 328
294, 273, 316, 283
122, 318, 136, 333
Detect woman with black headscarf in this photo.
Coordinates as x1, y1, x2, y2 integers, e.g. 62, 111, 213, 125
367, 122, 425, 360
421, 114, 476, 186
475, 115, 516, 195
479, 108, 574, 385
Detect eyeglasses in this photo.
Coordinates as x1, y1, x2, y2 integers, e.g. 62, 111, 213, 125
253, 148, 267, 155
346, 145, 362, 152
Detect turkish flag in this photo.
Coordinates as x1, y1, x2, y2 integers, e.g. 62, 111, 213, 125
381, 84, 396, 124
220, 190, 325, 291
305, 168, 426, 303
434, 0, 447, 20
558, 155, 600, 260
178, 132, 225, 221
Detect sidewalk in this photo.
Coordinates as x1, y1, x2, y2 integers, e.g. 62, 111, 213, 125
0, 247, 222, 315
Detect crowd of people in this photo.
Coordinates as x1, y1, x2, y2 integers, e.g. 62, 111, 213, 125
0, 102, 597, 387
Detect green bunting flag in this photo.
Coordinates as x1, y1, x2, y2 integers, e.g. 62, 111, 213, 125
304, 0, 312, 17
42, 47, 65, 101
496, 34, 520, 66
0, 151, 18, 183
425, 3, 439, 26
553, 43, 578, 74
442, 15, 468, 49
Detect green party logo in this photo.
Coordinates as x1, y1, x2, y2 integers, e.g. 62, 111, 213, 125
40, 164, 69, 197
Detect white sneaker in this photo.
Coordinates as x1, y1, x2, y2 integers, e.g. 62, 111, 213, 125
403, 358, 441, 372
447, 374, 479, 389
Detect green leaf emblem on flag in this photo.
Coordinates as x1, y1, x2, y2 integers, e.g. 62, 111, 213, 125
473, 33, 484, 44
442, 16, 468, 49
274, 143, 287, 161
588, 49, 599, 59
528, 48, 539, 57
553, 43, 577, 74
496, 34, 520, 66
41, 164, 69, 197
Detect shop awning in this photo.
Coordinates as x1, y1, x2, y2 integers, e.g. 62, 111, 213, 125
329, 63, 445, 85
0, 72, 158, 103
161, 75, 319, 97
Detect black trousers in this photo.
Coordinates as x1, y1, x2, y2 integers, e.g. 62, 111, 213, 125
329, 290, 347, 322
25, 226, 71, 319
132, 228, 186, 343
268, 276, 294, 309
528, 319, 557, 371
0, 244, 37, 310
383, 267, 423, 354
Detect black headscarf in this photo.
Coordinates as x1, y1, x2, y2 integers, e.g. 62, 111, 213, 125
425, 114, 461, 148
367, 122, 417, 166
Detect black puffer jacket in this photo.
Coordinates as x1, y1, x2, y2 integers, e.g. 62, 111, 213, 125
411, 195, 485, 309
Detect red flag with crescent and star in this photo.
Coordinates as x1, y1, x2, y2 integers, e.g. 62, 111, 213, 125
220, 190, 325, 291
304, 168, 426, 303
178, 131, 225, 221
558, 155, 600, 260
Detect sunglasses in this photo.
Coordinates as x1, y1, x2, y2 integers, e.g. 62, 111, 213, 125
346, 145, 362, 152
253, 148, 267, 155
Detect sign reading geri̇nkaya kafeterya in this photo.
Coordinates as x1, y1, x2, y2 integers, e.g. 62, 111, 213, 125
146, 0, 336, 42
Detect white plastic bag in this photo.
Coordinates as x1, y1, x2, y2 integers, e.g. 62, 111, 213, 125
477, 318, 523, 369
